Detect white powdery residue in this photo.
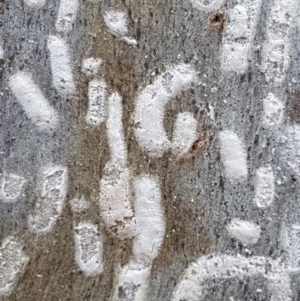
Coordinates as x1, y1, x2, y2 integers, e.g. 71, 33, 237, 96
0, 237, 29, 297
24, 0, 46, 9
261, 0, 298, 84
262, 93, 284, 126
103, 10, 128, 37
28, 165, 68, 233
47, 35, 75, 95
134, 64, 197, 157
74, 222, 103, 276
0, 44, 3, 59
69, 197, 90, 213
99, 164, 135, 239
253, 166, 275, 209
286, 224, 300, 268
120, 36, 138, 46
106, 92, 127, 165
171, 112, 198, 156
219, 130, 248, 181
189, 0, 224, 12
55, 0, 79, 33
221, 1, 262, 73
0, 173, 26, 203
133, 176, 165, 264
113, 261, 151, 301
281, 125, 300, 177
86, 79, 107, 126
226, 218, 261, 245
9, 72, 58, 131
82, 57, 102, 77
171, 254, 292, 301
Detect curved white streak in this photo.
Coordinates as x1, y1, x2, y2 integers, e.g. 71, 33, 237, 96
189, 0, 224, 12
47, 35, 75, 95
9, 72, 58, 131
55, 0, 79, 33
134, 64, 197, 157
171, 254, 292, 301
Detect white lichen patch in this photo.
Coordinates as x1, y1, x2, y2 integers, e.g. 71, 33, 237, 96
171, 254, 292, 301
47, 35, 75, 96
221, 1, 262, 73
189, 0, 224, 12
74, 222, 103, 276
113, 261, 151, 301
106, 92, 127, 165
262, 93, 284, 126
28, 165, 68, 233
226, 219, 261, 245
55, 0, 79, 33
134, 64, 197, 157
133, 176, 165, 264
261, 0, 298, 84
24, 0, 46, 9
219, 130, 248, 181
0, 173, 26, 203
281, 125, 300, 177
9, 72, 58, 131
286, 224, 300, 268
86, 79, 107, 126
253, 166, 275, 209
82, 57, 102, 77
99, 164, 135, 239
171, 112, 198, 156
103, 10, 128, 37
69, 197, 90, 213
0, 237, 29, 297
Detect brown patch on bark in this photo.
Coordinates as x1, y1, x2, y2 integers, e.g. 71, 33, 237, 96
288, 92, 300, 124
207, 11, 227, 32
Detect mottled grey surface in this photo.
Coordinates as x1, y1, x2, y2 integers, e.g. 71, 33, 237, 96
0, 0, 299, 300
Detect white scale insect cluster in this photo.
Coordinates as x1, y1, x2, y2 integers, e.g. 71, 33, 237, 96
189, 0, 224, 12
74, 222, 103, 276
262, 93, 284, 127
28, 165, 68, 233
134, 64, 197, 157
9, 72, 59, 131
55, 0, 79, 33
0, 173, 26, 203
24, 0, 46, 9
221, 0, 262, 73
0, 237, 29, 297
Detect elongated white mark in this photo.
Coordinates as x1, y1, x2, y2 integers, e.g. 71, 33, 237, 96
74, 222, 103, 276
86, 79, 107, 126
261, 0, 297, 84
171, 254, 292, 301
47, 36, 75, 95
99, 93, 134, 239
226, 219, 261, 245
120, 36, 138, 46
0, 44, 4, 59
113, 261, 151, 301
24, 0, 46, 8
28, 165, 68, 233
286, 224, 300, 268
69, 197, 90, 213
133, 175, 165, 263
262, 93, 284, 126
0, 173, 26, 203
56, 0, 79, 33
189, 0, 224, 12
171, 112, 198, 156
253, 166, 275, 209
219, 130, 247, 181
221, 1, 262, 73
82, 57, 102, 77
281, 125, 300, 177
134, 64, 197, 157
0, 237, 29, 296
9, 72, 58, 131
104, 10, 128, 37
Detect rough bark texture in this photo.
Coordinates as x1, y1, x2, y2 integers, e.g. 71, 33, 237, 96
0, 0, 300, 300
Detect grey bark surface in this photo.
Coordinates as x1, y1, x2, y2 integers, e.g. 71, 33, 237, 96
0, 0, 300, 300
